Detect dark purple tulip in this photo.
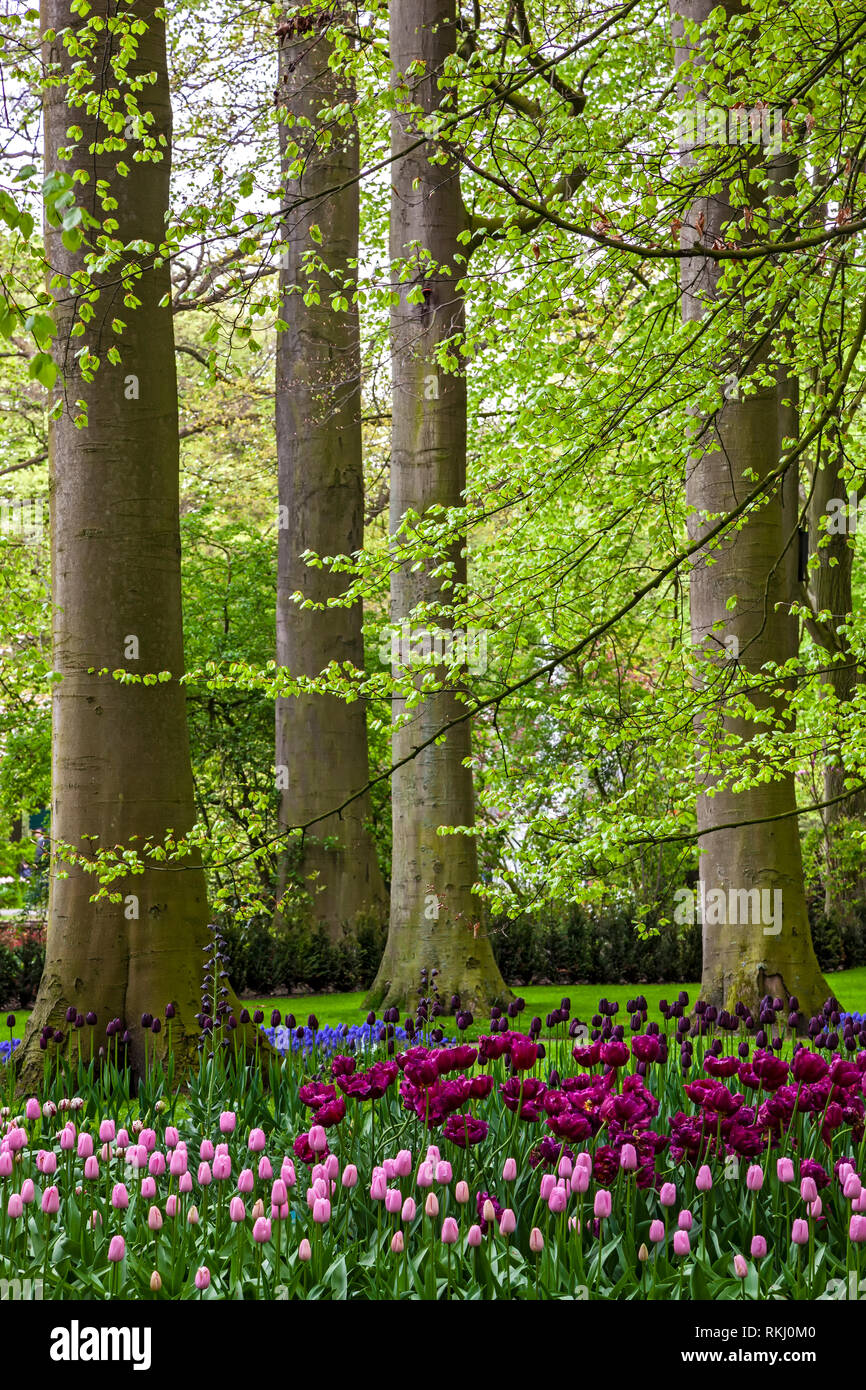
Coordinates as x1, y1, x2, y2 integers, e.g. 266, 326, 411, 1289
253, 1009, 263, 1025
85, 1011, 97, 1026
75, 1013, 84, 1029
65, 1006, 77, 1023
284, 1014, 296, 1029
39, 1036, 48, 1051
165, 1003, 175, 1020
53, 1029, 63, 1044
307, 1015, 318, 1031
151, 1018, 161, 1035
239, 1009, 250, 1025
271, 1010, 281, 1027
367, 1010, 376, 1025
141, 1013, 153, 1029
228, 1016, 237, 1030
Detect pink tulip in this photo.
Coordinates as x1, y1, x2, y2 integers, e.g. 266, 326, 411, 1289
148, 1152, 166, 1177
271, 1179, 288, 1206
416, 1161, 434, 1188
198, 1162, 212, 1187
467, 1224, 482, 1247
678, 1209, 693, 1231
0, 1153, 11, 1178
455, 1181, 469, 1204
219, 1111, 236, 1134
166, 1195, 178, 1218
247, 1129, 266, 1154
6, 1128, 26, 1153
570, 1167, 590, 1195
436, 1161, 453, 1186
733, 1254, 748, 1278
179, 1173, 193, 1194
200, 1139, 214, 1161
746, 1165, 764, 1192
800, 1176, 817, 1203
281, 1159, 296, 1188
391, 1231, 404, 1254
116, 1129, 130, 1150
342, 1165, 358, 1188
41, 1151, 57, 1176
308, 1126, 326, 1154
84, 1156, 99, 1181
169, 1150, 187, 1177
845, 1175, 862, 1201
298, 1238, 312, 1261
141, 1177, 157, 1200
649, 1219, 665, 1243
751, 1235, 767, 1258
619, 1144, 637, 1172
401, 1197, 416, 1223
25, 1098, 40, 1121
111, 1183, 129, 1210
540, 1173, 555, 1201
502, 1157, 518, 1182
849, 1215, 866, 1243
164, 1126, 179, 1149
673, 1230, 690, 1256
809, 1197, 823, 1219
385, 1188, 402, 1215
383, 1158, 396, 1180
7, 1193, 23, 1219
324, 1154, 339, 1180
558, 1156, 573, 1179
230, 1196, 246, 1223
213, 1154, 231, 1181
425, 1192, 440, 1219
108, 1235, 125, 1262
791, 1219, 809, 1245
576, 1152, 593, 1172
594, 1189, 612, 1219
148, 1205, 163, 1231
395, 1150, 412, 1178
59, 1127, 74, 1152
195, 1267, 210, 1291
441, 1217, 459, 1245
529, 1226, 544, 1253
499, 1208, 516, 1235
140, 1129, 156, 1152
238, 1168, 254, 1195
549, 1187, 568, 1215
370, 1174, 387, 1201
20, 1179, 34, 1204
696, 1164, 713, 1192
41, 1186, 59, 1215
313, 1198, 330, 1224
659, 1182, 676, 1207
426, 1146, 440, 1164
77, 1133, 93, 1159
253, 1217, 272, 1243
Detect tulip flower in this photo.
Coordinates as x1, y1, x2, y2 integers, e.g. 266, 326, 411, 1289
195, 1267, 210, 1291
441, 1217, 459, 1244
248, 1128, 267, 1154
502, 1157, 518, 1182
696, 1165, 713, 1192
467, 1224, 482, 1248
7, 1193, 23, 1219
620, 1143, 638, 1172
800, 1177, 817, 1203
416, 1161, 434, 1188
108, 1235, 125, 1262
401, 1197, 416, 1222
549, 1186, 568, 1215
776, 1157, 795, 1183
385, 1188, 402, 1215
733, 1254, 748, 1279
678, 1209, 693, 1231
41, 1186, 59, 1216
791, 1219, 809, 1245
187, 1206, 200, 1225
395, 1150, 412, 1178
147, 1206, 163, 1232
499, 1208, 516, 1235
659, 1183, 676, 1207
391, 1231, 404, 1254
238, 1168, 254, 1194
529, 1227, 544, 1254
20, 1179, 34, 1204
571, 1167, 590, 1195
308, 1126, 327, 1154
751, 1235, 767, 1258
594, 1189, 612, 1219
219, 1111, 236, 1134
230, 1197, 246, 1223
150, 1272, 162, 1292
25, 1098, 40, 1121
341, 1164, 358, 1189
298, 1238, 312, 1261
425, 1193, 440, 1219
436, 1161, 453, 1185
313, 1198, 330, 1224
253, 1217, 272, 1243
746, 1165, 764, 1192
649, 1219, 665, 1243
849, 1215, 866, 1243
141, 1177, 157, 1200
673, 1230, 690, 1256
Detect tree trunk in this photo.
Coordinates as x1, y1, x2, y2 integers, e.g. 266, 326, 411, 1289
275, 3, 387, 942
672, 0, 830, 1016
19, 0, 210, 1082
367, 0, 508, 1014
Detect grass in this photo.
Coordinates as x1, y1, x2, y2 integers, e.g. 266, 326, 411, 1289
7, 967, 864, 1046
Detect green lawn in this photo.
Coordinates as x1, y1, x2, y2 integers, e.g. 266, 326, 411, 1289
7, 967, 863, 1042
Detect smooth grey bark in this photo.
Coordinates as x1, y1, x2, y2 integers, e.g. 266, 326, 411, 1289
367, 0, 507, 1012
275, 4, 387, 941
19, 0, 210, 1082
672, 0, 829, 1015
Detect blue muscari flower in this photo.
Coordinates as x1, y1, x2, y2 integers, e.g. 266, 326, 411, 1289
0, 1038, 21, 1064
259, 1020, 410, 1060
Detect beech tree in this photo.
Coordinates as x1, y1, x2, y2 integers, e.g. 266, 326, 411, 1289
274, 1, 386, 941
19, 0, 211, 1078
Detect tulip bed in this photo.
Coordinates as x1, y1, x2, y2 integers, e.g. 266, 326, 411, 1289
2, 957, 866, 1300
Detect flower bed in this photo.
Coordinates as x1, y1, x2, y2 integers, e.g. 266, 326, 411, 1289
1, 974, 866, 1300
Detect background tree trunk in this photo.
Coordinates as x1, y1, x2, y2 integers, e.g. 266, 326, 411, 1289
19, 0, 210, 1081
275, 2, 387, 943
672, 0, 830, 1016
367, 0, 508, 1014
